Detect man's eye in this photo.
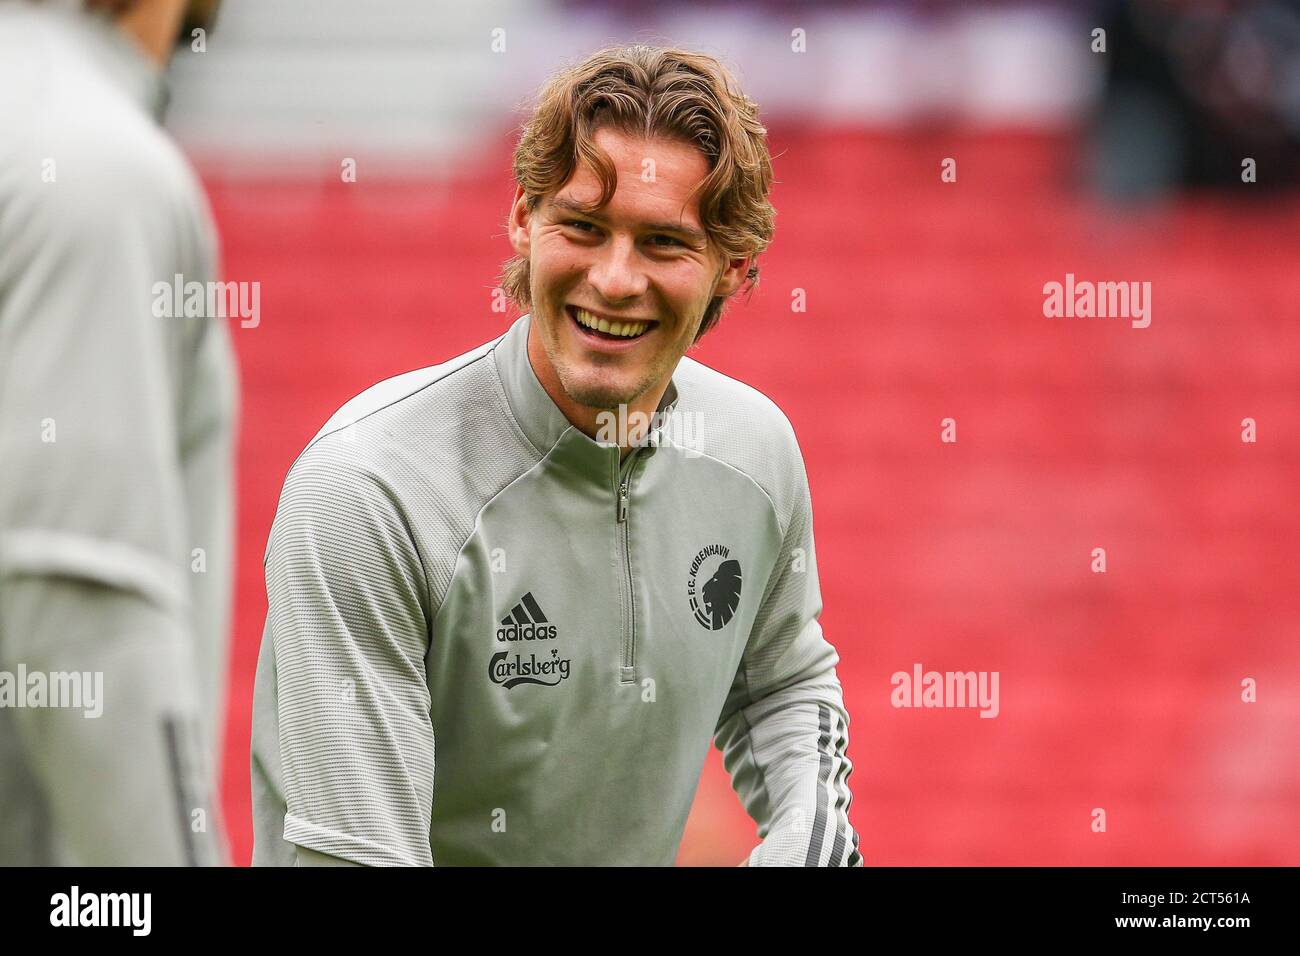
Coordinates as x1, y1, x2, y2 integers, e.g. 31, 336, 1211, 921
649, 235, 683, 247
565, 220, 596, 232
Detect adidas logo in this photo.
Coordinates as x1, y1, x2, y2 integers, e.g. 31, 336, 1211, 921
496, 591, 559, 642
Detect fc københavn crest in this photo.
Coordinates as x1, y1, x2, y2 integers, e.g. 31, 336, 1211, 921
687, 545, 742, 630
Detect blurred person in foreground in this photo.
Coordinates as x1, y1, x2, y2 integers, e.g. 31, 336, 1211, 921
0, 0, 234, 865
252, 44, 860, 867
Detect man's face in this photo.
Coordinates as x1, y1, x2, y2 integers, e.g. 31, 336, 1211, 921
508, 127, 748, 412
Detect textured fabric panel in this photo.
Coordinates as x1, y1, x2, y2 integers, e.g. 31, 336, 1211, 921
705, 397, 834, 712
265, 445, 438, 865
720, 684, 859, 867
671, 356, 807, 543
692, 353, 861, 865
742, 434, 826, 683
283, 812, 421, 867
291, 343, 535, 615
256, 349, 540, 865
354, 360, 540, 613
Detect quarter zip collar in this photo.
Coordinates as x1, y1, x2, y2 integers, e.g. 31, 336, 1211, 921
493, 312, 681, 485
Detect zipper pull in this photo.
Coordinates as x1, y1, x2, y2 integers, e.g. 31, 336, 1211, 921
617, 480, 629, 522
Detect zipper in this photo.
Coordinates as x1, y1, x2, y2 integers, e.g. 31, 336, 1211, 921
615, 447, 642, 681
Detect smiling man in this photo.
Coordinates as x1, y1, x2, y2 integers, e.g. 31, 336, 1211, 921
252, 44, 861, 867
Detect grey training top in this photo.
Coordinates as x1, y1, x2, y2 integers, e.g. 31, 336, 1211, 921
252, 311, 860, 866
0, 2, 235, 864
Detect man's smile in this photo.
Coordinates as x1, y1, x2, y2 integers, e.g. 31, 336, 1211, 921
565, 304, 659, 349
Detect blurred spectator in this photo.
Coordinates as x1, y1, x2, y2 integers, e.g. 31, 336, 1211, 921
1087, 0, 1300, 198
0, 0, 235, 865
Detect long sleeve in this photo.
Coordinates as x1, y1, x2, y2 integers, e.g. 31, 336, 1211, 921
0, 132, 229, 865
712, 430, 861, 867
254, 439, 436, 866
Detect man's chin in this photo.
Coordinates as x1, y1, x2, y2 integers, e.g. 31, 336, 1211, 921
555, 368, 643, 411
563, 384, 639, 412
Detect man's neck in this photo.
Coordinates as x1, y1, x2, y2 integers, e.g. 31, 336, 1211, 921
526, 321, 665, 460
114, 0, 186, 67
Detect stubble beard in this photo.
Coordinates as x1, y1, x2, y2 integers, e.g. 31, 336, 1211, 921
540, 300, 663, 412
553, 353, 655, 412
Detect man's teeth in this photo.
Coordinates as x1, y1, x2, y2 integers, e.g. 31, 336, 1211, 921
574, 307, 649, 338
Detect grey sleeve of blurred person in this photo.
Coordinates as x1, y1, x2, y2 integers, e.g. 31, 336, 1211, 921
0, 5, 236, 865
712, 425, 862, 867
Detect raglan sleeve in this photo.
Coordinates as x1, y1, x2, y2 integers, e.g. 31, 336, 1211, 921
257, 440, 436, 866
711, 420, 863, 867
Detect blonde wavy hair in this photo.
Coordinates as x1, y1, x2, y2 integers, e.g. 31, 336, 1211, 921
500, 44, 776, 344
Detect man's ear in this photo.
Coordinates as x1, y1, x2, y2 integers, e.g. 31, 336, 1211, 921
507, 185, 533, 259
714, 254, 752, 298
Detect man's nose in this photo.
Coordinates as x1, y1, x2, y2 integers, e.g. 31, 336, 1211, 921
587, 235, 648, 302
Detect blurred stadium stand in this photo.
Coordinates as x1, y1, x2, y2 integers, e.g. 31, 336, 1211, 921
166, 0, 1100, 173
